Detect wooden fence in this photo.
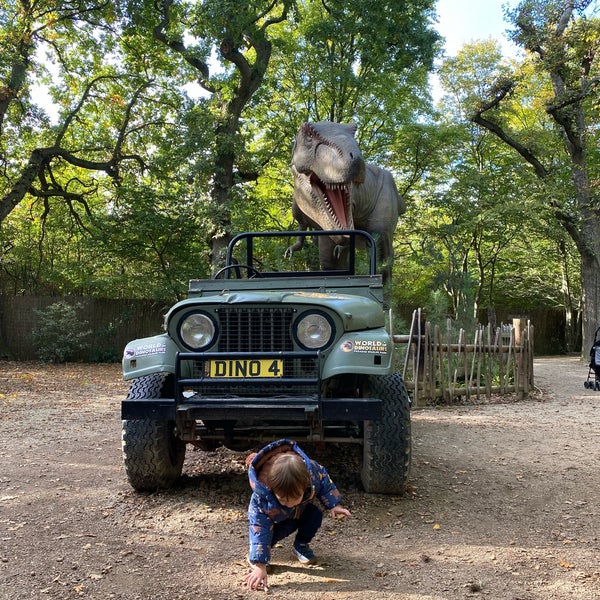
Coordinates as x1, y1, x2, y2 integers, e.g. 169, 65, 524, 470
0, 296, 168, 361
393, 309, 534, 406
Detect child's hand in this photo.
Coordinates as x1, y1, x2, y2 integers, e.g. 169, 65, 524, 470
329, 505, 351, 519
243, 563, 269, 591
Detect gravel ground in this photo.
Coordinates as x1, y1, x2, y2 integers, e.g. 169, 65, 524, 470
1, 356, 599, 599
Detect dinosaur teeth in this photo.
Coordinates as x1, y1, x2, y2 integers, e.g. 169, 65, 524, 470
322, 197, 342, 227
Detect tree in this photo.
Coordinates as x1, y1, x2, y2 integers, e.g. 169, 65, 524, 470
0, 1, 158, 223
470, 0, 600, 353
148, 0, 441, 273
147, 0, 295, 270
398, 42, 552, 324
1, 0, 287, 289
0, 1, 209, 299
241, 0, 442, 272
248, 0, 440, 164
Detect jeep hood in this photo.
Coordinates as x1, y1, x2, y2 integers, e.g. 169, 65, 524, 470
166, 290, 384, 331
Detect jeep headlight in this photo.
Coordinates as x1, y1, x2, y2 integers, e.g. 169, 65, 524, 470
179, 312, 216, 350
295, 311, 334, 350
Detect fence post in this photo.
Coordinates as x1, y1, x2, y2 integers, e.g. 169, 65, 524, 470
446, 318, 453, 404
424, 320, 432, 399
402, 309, 417, 384
513, 318, 527, 400
485, 324, 492, 400
494, 327, 504, 394
527, 322, 535, 388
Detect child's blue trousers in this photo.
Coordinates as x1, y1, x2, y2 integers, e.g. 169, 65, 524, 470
272, 502, 323, 545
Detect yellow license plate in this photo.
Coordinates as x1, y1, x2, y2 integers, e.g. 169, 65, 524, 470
208, 359, 284, 378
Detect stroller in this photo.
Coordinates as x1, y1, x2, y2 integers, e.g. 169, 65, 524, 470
584, 326, 600, 390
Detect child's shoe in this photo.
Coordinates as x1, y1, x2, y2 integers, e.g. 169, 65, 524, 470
292, 542, 317, 565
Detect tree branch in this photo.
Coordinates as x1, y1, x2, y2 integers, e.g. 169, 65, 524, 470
470, 78, 549, 179
555, 3, 574, 37
0, 144, 145, 223
153, 0, 214, 93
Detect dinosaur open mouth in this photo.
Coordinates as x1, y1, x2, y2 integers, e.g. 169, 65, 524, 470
310, 173, 352, 229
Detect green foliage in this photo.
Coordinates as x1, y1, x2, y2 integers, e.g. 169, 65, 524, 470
94, 185, 211, 301
1, 0, 445, 299
251, 0, 440, 159
468, 1, 600, 351
424, 289, 450, 326
393, 37, 583, 323
90, 308, 133, 363
32, 301, 92, 363
0, 0, 595, 343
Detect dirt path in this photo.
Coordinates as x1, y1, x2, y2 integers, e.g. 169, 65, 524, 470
1, 357, 599, 599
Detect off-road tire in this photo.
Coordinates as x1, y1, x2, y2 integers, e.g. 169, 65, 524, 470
121, 373, 186, 492
361, 372, 411, 494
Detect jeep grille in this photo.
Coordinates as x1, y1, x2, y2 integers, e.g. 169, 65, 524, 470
216, 307, 294, 352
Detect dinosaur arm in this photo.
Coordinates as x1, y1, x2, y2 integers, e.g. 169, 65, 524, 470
285, 202, 312, 258
285, 228, 307, 257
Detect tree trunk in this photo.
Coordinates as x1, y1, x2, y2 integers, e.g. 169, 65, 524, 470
558, 241, 575, 352
567, 132, 597, 355
580, 241, 600, 357
153, 4, 277, 275
208, 123, 237, 273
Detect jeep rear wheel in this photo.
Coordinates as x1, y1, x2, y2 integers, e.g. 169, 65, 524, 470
121, 373, 186, 492
361, 372, 411, 494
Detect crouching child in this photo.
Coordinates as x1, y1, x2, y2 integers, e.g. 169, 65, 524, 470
243, 439, 351, 591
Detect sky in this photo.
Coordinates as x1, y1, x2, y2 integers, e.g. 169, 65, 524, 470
430, 0, 523, 100
435, 0, 522, 57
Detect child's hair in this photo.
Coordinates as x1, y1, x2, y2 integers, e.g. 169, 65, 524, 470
268, 453, 310, 498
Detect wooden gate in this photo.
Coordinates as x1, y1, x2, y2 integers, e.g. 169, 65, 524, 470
393, 309, 534, 406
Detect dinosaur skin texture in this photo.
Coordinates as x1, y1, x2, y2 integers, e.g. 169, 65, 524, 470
287, 121, 405, 287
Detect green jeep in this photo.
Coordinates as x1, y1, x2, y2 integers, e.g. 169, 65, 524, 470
121, 230, 411, 494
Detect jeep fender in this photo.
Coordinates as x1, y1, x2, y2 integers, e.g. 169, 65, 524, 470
122, 334, 178, 381
322, 328, 394, 379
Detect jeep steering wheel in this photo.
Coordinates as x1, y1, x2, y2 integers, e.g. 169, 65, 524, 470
213, 264, 264, 279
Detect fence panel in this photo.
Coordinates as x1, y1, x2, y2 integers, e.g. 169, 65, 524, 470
395, 309, 534, 406
0, 296, 168, 361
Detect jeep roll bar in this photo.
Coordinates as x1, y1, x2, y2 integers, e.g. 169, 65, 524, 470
225, 230, 377, 278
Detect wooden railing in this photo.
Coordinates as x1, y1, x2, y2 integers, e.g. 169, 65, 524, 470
393, 309, 534, 407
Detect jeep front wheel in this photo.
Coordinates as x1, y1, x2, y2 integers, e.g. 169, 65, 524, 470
361, 372, 411, 494
121, 373, 186, 491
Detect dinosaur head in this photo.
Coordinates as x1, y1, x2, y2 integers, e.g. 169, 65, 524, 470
291, 121, 366, 243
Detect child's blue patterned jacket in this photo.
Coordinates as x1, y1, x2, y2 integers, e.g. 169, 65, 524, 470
247, 438, 343, 565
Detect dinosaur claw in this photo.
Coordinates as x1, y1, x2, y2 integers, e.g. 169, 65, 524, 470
334, 245, 345, 259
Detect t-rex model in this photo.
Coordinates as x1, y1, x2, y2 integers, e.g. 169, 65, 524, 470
287, 121, 405, 286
